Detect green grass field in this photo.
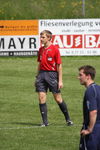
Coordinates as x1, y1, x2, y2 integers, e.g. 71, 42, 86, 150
0, 56, 100, 150
0, 0, 100, 19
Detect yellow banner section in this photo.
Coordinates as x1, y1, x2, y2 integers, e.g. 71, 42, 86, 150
0, 20, 38, 35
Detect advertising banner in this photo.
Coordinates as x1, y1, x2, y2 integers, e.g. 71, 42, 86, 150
0, 20, 39, 56
0, 19, 100, 56
39, 19, 100, 56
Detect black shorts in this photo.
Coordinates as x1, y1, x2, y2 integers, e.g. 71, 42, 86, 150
35, 70, 61, 93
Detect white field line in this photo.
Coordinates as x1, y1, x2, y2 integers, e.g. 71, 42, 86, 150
0, 126, 39, 130
0, 124, 82, 130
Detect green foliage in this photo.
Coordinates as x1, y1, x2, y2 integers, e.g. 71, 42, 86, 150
0, 56, 100, 150
0, 0, 100, 20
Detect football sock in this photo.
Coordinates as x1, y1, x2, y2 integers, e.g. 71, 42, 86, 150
58, 101, 70, 122
39, 103, 48, 125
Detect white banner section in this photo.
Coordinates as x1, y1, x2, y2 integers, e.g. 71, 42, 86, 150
0, 35, 39, 56
39, 19, 100, 56
0, 35, 39, 51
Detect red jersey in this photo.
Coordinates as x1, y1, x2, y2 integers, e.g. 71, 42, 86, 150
38, 44, 62, 71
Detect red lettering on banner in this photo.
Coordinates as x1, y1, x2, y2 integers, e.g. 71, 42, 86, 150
52, 35, 82, 48
85, 35, 100, 48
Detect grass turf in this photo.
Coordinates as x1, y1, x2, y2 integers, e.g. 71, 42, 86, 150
0, 56, 100, 150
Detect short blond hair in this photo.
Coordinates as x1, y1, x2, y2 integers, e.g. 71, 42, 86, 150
40, 30, 52, 40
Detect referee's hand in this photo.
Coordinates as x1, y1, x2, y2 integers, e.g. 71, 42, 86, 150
58, 81, 63, 89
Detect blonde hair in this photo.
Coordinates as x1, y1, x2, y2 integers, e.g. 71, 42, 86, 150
40, 30, 52, 40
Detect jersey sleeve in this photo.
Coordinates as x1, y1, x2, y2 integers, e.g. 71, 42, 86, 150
55, 46, 62, 64
37, 48, 41, 62
85, 86, 97, 111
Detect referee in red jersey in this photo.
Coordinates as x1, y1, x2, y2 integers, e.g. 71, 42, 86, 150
35, 30, 73, 127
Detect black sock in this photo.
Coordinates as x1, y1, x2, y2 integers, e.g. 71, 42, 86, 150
58, 101, 70, 122
39, 103, 48, 125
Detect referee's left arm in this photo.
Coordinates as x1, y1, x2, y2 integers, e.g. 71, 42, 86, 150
57, 64, 63, 89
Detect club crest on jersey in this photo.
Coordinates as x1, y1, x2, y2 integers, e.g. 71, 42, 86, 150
47, 49, 52, 51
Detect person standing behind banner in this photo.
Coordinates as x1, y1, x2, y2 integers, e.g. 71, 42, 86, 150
35, 30, 73, 127
78, 65, 100, 150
